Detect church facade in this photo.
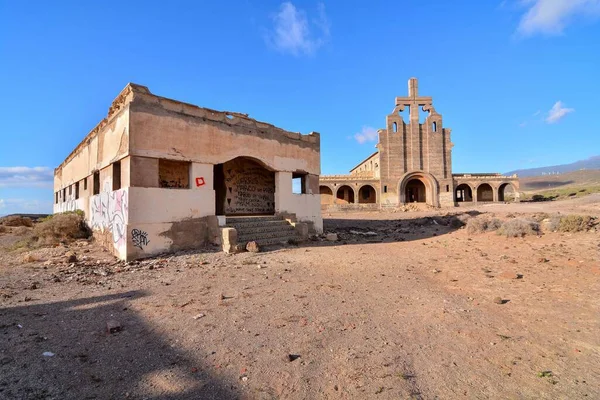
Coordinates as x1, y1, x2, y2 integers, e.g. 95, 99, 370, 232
320, 78, 519, 209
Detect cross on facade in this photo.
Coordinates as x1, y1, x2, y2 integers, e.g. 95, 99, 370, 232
395, 77, 433, 120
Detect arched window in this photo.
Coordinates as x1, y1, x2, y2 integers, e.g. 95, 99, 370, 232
392, 122, 397, 133
432, 121, 437, 132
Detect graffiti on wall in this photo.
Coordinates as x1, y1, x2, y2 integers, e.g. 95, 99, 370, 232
55, 198, 78, 213
195, 177, 205, 187
223, 158, 275, 214
90, 183, 128, 249
131, 229, 150, 250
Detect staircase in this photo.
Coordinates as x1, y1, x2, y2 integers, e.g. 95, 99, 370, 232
225, 215, 299, 247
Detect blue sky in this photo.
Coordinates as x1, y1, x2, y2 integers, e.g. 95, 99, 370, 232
1, 0, 600, 215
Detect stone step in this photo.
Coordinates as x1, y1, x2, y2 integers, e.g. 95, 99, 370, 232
226, 219, 290, 230
231, 222, 294, 235
226, 216, 283, 224
238, 228, 297, 242
238, 234, 298, 248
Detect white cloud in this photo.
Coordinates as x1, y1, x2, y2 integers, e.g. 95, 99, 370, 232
354, 126, 378, 144
266, 2, 330, 56
517, 0, 600, 36
546, 101, 574, 123
0, 166, 54, 188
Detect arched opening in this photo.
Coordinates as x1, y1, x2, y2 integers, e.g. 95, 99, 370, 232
392, 122, 398, 133
432, 121, 437, 132
358, 185, 377, 204
498, 183, 515, 202
477, 183, 494, 202
405, 179, 427, 203
399, 172, 438, 206
319, 186, 334, 205
455, 184, 473, 202
336, 185, 355, 204
214, 156, 275, 215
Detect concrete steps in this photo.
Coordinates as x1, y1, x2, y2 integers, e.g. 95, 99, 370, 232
225, 215, 298, 247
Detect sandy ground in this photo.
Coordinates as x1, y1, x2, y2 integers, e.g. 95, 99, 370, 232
1, 196, 599, 399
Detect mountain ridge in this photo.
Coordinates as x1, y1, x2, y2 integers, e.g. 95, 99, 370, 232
506, 155, 600, 177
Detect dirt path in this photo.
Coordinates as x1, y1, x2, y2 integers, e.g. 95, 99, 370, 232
1, 198, 599, 399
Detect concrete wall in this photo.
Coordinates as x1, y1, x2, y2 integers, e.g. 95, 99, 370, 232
350, 153, 380, 178
275, 172, 323, 232
128, 90, 320, 176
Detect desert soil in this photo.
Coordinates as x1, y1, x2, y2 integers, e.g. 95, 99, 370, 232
1, 195, 599, 399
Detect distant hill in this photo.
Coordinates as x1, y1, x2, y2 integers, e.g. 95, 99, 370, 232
520, 169, 600, 191
506, 155, 600, 177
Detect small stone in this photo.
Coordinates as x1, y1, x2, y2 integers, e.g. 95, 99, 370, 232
193, 313, 205, 320
326, 233, 338, 241
42, 352, 55, 357
246, 241, 260, 253
29, 282, 39, 290
493, 297, 505, 304
0, 356, 12, 365
65, 252, 77, 263
106, 320, 122, 334
499, 272, 520, 280
22, 254, 37, 263
538, 257, 549, 263
288, 354, 301, 362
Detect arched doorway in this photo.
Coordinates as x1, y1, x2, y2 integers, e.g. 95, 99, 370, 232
320, 186, 334, 205
405, 179, 427, 203
336, 185, 355, 204
358, 185, 377, 204
455, 184, 473, 202
477, 183, 494, 202
498, 183, 515, 202
399, 172, 439, 206
214, 156, 275, 215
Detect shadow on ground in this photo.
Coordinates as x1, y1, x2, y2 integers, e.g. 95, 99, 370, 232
0, 291, 238, 399
316, 211, 481, 246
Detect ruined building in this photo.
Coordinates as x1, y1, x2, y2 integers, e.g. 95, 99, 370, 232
320, 78, 519, 209
54, 84, 322, 260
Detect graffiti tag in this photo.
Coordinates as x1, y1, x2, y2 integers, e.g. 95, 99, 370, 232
195, 177, 206, 187
131, 229, 150, 250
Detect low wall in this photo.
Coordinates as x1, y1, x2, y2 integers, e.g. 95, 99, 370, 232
322, 203, 380, 212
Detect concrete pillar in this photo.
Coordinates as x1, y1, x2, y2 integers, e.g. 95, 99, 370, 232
221, 227, 238, 253
191, 163, 216, 215
493, 186, 499, 202
120, 156, 131, 188
275, 171, 292, 213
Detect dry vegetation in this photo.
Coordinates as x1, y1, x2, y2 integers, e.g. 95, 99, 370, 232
0, 211, 91, 250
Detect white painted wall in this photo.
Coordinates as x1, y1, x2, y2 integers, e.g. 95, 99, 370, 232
274, 171, 323, 232
127, 187, 215, 224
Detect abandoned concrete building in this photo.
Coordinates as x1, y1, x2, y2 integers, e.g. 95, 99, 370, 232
320, 78, 519, 210
53, 83, 322, 260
